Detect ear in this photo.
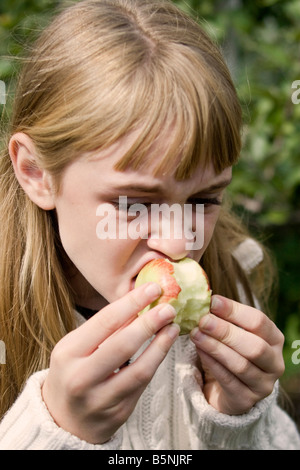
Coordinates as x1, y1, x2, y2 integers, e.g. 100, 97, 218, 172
9, 132, 55, 210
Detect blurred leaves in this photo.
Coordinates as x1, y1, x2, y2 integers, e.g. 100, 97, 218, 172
0, 0, 58, 77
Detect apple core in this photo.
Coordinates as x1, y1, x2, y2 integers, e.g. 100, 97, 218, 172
135, 258, 212, 335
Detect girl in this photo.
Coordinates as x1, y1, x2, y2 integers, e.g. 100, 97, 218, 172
0, 0, 299, 450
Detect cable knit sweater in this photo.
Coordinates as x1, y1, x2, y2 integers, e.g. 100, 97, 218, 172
0, 239, 300, 450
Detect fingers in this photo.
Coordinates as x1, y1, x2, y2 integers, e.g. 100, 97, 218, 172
44, 283, 180, 444
197, 350, 260, 414
110, 323, 180, 396
192, 330, 277, 396
209, 295, 284, 346
193, 294, 285, 374
63, 282, 163, 356
194, 312, 277, 372
89, 302, 179, 379
190, 295, 285, 402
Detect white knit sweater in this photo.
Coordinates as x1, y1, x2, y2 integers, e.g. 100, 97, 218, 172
1, 240, 300, 450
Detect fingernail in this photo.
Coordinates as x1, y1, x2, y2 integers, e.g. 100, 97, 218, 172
167, 323, 180, 339
158, 304, 176, 321
145, 282, 161, 298
211, 295, 223, 311
199, 313, 214, 331
191, 328, 206, 343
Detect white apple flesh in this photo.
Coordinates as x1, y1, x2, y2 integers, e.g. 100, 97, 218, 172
135, 258, 212, 335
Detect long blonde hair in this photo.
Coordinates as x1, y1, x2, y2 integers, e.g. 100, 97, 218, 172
0, 0, 274, 417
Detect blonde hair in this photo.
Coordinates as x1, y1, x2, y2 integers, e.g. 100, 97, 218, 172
0, 0, 274, 417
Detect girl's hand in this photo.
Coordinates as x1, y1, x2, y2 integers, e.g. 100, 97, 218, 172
42, 282, 180, 444
190, 295, 285, 415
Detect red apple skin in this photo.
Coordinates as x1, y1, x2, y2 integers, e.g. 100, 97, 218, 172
142, 259, 181, 304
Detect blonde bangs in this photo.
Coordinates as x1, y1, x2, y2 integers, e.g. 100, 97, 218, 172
113, 42, 242, 179
12, 0, 242, 184
116, 46, 241, 180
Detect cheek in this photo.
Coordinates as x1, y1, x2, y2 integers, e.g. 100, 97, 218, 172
56, 204, 90, 252
54, 191, 102, 280
201, 210, 221, 251
190, 211, 219, 263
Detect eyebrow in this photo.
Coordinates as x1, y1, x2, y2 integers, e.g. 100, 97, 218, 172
198, 177, 233, 193
113, 177, 232, 194
112, 183, 164, 193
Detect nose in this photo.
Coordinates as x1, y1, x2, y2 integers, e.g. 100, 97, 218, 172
146, 203, 198, 260
147, 237, 191, 260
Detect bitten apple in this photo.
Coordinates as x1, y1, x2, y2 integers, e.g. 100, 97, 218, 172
135, 258, 211, 335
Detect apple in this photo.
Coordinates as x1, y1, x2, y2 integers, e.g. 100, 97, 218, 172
135, 257, 212, 335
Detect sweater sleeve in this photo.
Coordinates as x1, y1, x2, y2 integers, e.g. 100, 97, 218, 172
0, 369, 122, 450
176, 360, 300, 450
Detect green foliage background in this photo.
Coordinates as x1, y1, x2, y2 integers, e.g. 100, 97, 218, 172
1, 0, 300, 424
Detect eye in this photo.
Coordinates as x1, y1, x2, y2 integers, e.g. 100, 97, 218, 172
188, 197, 222, 208
110, 199, 152, 218
110, 200, 152, 209
110, 200, 130, 210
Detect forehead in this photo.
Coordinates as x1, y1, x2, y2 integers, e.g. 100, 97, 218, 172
85, 126, 200, 179
81, 133, 232, 198
104, 166, 232, 199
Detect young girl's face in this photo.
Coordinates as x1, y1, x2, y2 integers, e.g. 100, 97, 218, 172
52, 132, 232, 310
